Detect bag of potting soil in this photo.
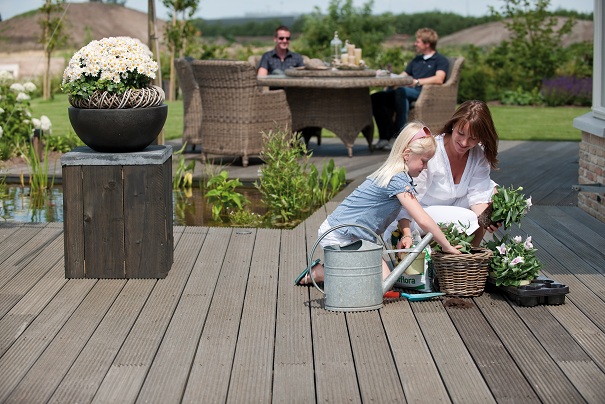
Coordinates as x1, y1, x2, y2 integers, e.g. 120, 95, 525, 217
382, 222, 434, 292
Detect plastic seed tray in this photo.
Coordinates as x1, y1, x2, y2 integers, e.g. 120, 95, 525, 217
487, 275, 569, 307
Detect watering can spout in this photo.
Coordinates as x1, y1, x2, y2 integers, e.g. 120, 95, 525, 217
382, 232, 433, 294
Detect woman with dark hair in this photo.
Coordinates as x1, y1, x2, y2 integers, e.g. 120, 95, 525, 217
392, 100, 501, 247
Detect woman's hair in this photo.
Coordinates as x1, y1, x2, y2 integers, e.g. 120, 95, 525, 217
439, 100, 499, 169
368, 121, 437, 187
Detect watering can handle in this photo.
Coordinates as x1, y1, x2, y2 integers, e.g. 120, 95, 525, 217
308, 223, 387, 295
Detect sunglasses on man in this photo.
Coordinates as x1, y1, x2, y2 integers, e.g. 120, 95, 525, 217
277, 36, 291, 41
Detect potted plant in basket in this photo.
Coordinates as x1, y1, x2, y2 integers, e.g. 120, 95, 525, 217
431, 222, 493, 297
62, 36, 167, 153
484, 234, 542, 287
478, 185, 532, 230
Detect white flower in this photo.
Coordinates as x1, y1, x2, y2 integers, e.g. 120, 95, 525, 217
40, 115, 52, 132
16, 92, 30, 102
526, 196, 532, 209
496, 244, 507, 255
524, 236, 533, 250
0, 126, 3, 138
62, 36, 158, 87
32, 118, 41, 129
0, 70, 13, 85
513, 235, 522, 244
510, 256, 524, 266
10, 83, 25, 92
23, 82, 37, 93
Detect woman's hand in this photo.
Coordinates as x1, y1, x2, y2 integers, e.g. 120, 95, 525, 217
396, 236, 413, 250
485, 222, 501, 233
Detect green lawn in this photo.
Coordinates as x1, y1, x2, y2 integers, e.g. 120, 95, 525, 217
30, 95, 587, 142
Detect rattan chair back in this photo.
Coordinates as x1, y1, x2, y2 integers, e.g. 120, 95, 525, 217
175, 59, 291, 166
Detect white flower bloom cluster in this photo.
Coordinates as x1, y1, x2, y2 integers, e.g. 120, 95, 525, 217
0, 70, 14, 86
9, 80, 36, 102
32, 115, 52, 133
62, 36, 158, 86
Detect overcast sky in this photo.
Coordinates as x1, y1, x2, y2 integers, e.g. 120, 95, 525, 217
1, 0, 596, 21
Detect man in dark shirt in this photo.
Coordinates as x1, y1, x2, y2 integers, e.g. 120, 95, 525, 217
371, 28, 449, 150
257, 25, 321, 145
257, 25, 304, 76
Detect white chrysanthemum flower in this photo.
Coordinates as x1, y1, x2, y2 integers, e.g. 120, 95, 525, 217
16, 92, 30, 101
10, 83, 25, 92
62, 36, 158, 88
24, 82, 37, 93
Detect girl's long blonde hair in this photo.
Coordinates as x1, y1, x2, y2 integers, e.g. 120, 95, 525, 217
368, 121, 436, 187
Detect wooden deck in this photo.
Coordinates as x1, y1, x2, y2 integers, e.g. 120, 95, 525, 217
1, 138, 605, 403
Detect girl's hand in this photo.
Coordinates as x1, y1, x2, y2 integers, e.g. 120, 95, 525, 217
442, 245, 462, 255
396, 236, 413, 250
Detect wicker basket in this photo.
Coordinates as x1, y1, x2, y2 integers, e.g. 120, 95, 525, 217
432, 248, 493, 297
68, 85, 165, 109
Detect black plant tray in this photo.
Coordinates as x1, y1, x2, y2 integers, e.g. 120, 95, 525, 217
487, 275, 569, 307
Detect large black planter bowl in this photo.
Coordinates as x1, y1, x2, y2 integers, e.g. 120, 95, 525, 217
68, 104, 168, 153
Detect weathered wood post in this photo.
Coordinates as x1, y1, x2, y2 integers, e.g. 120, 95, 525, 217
61, 145, 173, 278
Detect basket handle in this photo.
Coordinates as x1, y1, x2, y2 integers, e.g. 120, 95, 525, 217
308, 223, 386, 294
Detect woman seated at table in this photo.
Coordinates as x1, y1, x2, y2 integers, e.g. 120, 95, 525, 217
390, 100, 501, 247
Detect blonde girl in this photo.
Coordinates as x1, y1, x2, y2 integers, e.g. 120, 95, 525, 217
296, 121, 460, 286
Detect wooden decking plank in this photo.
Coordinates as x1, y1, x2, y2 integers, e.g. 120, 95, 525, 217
512, 304, 605, 403
545, 302, 605, 373
180, 228, 257, 402
0, 277, 97, 402
272, 223, 316, 403
228, 228, 281, 402
305, 205, 361, 402
47, 279, 156, 404
0, 233, 63, 318
5, 279, 126, 403
445, 301, 541, 403
559, 205, 605, 236
0, 224, 61, 289
0, 223, 45, 262
518, 216, 605, 330
346, 311, 406, 401
413, 300, 495, 403
0, 260, 66, 357
91, 226, 207, 403
474, 293, 586, 403
526, 207, 605, 273
0, 223, 19, 241
135, 227, 230, 403
381, 299, 451, 403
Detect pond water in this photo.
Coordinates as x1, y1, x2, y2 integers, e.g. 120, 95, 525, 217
0, 185, 268, 227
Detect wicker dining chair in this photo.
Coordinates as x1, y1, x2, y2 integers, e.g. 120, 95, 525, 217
175, 58, 292, 166
175, 57, 203, 148
407, 56, 465, 133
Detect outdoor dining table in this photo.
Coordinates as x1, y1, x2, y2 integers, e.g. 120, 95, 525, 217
257, 69, 413, 156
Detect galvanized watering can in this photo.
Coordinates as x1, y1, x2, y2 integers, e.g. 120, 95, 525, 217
308, 223, 433, 312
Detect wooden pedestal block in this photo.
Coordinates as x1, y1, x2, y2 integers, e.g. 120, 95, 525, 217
61, 145, 173, 278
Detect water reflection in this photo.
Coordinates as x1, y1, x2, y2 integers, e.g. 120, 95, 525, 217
0, 185, 267, 226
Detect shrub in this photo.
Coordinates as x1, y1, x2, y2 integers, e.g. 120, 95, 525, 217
541, 76, 592, 107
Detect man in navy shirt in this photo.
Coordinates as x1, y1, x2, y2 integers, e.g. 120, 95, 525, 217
372, 28, 449, 150
257, 25, 304, 76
